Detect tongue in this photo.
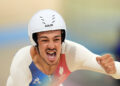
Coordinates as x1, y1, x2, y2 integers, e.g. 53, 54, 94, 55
47, 54, 56, 61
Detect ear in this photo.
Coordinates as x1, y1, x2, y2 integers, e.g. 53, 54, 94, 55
30, 46, 37, 58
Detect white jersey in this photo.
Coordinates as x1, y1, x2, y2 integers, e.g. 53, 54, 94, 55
6, 40, 120, 86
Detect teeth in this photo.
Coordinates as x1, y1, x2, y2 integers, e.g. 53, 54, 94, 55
47, 51, 55, 54
48, 52, 54, 54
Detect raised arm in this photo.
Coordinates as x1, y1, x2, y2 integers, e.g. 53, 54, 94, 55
64, 40, 120, 79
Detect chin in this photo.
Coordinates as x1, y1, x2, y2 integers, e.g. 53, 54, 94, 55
47, 60, 58, 65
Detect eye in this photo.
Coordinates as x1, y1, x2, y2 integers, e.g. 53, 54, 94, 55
54, 39, 60, 42
41, 40, 48, 42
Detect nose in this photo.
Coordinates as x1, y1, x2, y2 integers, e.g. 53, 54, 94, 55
47, 40, 55, 49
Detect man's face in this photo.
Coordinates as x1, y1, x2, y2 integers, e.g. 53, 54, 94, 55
37, 30, 62, 65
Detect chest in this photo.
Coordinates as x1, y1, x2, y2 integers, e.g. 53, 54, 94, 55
29, 54, 71, 86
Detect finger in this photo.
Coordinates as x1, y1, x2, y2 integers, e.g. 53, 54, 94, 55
105, 66, 116, 74
101, 57, 114, 65
103, 62, 116, 74
104, 62, 114, 69
101, 54, 111, 60
97, 55, 108, 65
103, 54, 111, 57
100, 61, 114, 72
100, 55, 113, 65
96, 57, 101, 64
105, 57, 114, 63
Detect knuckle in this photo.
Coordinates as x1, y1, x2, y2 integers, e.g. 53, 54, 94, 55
104, 64, 107, 67
101, 60, 106, 65
106, 54, 111, 57
110, 62, 114, 65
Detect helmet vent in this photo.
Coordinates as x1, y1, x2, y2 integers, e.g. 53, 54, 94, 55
51, 15, 55, 23
40, 16, 46, 25
39, 15, 56, 27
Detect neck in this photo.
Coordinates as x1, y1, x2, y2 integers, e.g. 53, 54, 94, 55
33, 53, 60, 75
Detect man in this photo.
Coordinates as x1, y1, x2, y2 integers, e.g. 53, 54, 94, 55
7, 9, 120, 86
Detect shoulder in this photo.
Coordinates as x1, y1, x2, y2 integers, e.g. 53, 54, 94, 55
63, 40, 97, 57
15, 45, 32, 56
64, 40, 84, 47
8, 46, 33, 85
14, 45, 32, 60
63, 40, 85, 52
11, 45, 32, 68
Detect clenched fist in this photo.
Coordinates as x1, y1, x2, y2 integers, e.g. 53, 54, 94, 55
96, 54, 116, 74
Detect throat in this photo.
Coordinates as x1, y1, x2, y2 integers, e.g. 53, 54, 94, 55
36, 62, 58, 75
34, 56, 59, 75
43, 65, 56, 75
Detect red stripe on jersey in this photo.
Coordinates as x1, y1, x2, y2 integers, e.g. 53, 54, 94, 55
52, 54, 71, 86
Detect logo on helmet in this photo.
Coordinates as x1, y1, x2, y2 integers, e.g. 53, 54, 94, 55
40, 15, 55, 27
45, 24, 53, 27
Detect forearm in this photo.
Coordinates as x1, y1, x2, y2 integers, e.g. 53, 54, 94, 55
74, 52, 120, 79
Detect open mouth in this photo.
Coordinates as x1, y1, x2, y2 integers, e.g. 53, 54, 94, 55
46, 51, 56, 62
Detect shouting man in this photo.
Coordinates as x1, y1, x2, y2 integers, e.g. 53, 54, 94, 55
7, 9, 120, 86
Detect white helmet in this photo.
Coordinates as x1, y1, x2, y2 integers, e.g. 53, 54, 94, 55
28, 9, 66, 46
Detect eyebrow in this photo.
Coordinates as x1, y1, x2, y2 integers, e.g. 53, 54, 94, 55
38, 35, 61, 39
54, 35, 61, 38
38, 36, 48, 39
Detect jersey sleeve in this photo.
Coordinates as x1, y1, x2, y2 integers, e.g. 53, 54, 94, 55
6, 46, 32, 86
64, 40, 120, 79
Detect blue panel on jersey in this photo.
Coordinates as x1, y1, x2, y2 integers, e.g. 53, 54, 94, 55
29, 62, 52, 86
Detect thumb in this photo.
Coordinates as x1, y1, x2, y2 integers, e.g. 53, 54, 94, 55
96, 57, 101, 64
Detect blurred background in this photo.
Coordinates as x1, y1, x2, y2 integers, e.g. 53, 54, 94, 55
0, 0, 120, 86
